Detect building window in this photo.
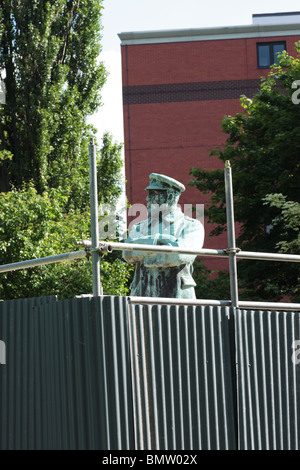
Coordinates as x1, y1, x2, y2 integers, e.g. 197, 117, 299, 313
257, 41, 286, 68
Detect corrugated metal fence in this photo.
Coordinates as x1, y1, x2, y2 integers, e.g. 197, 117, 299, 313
235, 309, 300, 450
128, 304, 237, 450
0, 295, 299, 449
0, 295, 134, 450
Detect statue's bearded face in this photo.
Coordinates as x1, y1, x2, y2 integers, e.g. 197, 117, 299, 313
146, 190, 167, 207
146, 189, 180, 217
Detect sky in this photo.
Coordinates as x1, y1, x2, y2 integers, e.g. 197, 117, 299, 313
91, 0, 300, 145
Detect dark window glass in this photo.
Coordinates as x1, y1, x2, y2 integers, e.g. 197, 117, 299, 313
258, 45, 270, 67
273, 43, 285, 63
257, 42, 286, 68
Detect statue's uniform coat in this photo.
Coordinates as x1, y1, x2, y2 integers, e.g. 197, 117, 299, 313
123, 207, 204, 298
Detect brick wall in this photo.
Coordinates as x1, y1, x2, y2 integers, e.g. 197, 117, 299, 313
121, 33, 300, 271
122, 36, 299, 86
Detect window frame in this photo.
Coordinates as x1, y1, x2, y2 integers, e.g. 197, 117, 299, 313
256, 41, 286, 69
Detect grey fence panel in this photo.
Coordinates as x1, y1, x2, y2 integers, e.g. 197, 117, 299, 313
1, 296, 300, 450
0, 295, 134, 450
235, 309, 300, 450
0, 296, 57, 450
128, 303, 237, 450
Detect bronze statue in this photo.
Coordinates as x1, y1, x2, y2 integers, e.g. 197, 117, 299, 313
122, 173, 204, 298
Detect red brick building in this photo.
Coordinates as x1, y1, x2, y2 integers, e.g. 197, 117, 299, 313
118, 12, 300, 269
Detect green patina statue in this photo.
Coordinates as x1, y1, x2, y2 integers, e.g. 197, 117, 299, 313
122, 173, 204, 298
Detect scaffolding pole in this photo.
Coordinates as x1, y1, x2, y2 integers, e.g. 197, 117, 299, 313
127, 296, 300, 311
224, 161, 239, 308
0, 250, 87, 273
89, 138, 102, 296
94, 240, 300, 263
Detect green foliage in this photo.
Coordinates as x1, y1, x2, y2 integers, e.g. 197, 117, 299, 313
0, 185, 132, 300
190, 43, 300, 301
0, 0, 107, 202
263, 194, 300, 254
101, 256, 134, 297
0, 2, 131, 300
193, 259, 230, 300
98, 132, 124, 207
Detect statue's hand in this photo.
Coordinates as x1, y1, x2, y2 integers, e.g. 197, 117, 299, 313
122, 235, 157, 263
143, 235, 180, 267
155, 234, 178, 246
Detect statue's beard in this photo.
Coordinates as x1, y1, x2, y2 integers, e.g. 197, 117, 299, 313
147, 203, 181, 220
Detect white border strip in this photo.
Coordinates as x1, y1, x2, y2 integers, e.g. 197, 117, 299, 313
119, 23, 300, 45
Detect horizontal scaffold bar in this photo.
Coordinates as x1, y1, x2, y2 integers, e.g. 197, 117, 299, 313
0, 250, 87, 274
128, 296, 232, 306
98, 241, 300, 263
128, 296, 300, 311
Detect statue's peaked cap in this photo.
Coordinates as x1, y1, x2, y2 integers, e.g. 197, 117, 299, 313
145, 173, 185, 192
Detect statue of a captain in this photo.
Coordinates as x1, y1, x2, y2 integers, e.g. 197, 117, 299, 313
122, 173, 204, 298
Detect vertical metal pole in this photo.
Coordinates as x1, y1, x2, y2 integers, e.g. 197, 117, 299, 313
224, 161, 239, 308
89, 138, 102, 296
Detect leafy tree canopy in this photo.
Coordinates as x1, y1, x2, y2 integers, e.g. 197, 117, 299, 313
98, 132, 124, 207
190, 43, 300, 301
0, 2, 131, 300
0, 0, 107, 207
0, 183, 133, 300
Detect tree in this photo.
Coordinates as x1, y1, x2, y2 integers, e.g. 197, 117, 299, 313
0, 184, 133, 300
0, 131, 132, 300
98, 132, 124, 207
0, 0, 107, 205
189, 43, 300, 302
0, 2, 133, 300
